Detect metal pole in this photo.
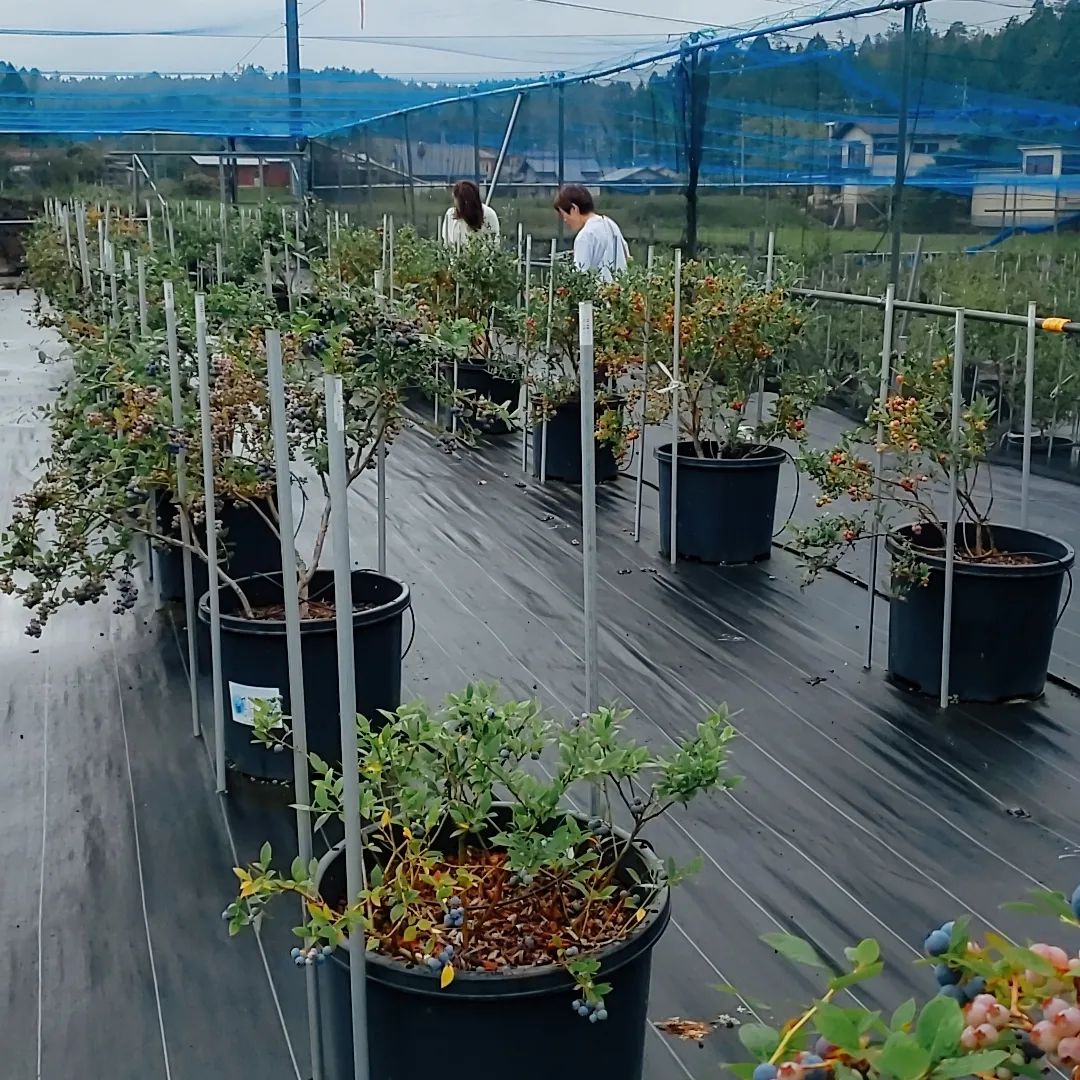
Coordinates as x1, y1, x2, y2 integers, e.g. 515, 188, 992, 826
146, 199, 154, 249
61, 208, 73, 268
485, 92, 524, 206
755, 231, 776, 426
669, 250, 682, 566
578, 302, 600, 818
122, 251, 135, 343
864, 283, 896, 670
164, 282, 201, 739
264, 248, 274, 299
940, 310, 965, 710
540, 239, 557, 484
323, 373, 371, 1080
1021, 300, 1036, 529
215, 243, 224, 286
472, 99, 481, 188
266, 329, 325, 1080
168, 217, 176, 260
137, 256, 149, 338
194, 296, 227, 793
633, 244, 656, 542
520, 235, 533, 470
388, 215, 395, 303
888, 2, 915, 292
75, 203, 92, 293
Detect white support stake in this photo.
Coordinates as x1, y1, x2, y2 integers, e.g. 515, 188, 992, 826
323, 374, 371, 1080
520, 235, 533, 470
76, 203, 92, 293
137, 256, 149, 338
1021, 301, 1036, 530
195, 296, 227, 792
164, 282, 201, 739
633, 244, 656, 542
578, 302, 600, 818
669, 250, 682, 566
940, 310, 965, 710
540, 239, 558, 485
216, 242, 224, 286
865, 283, 896, 670
266, 329, 325, 1080
264, 248, 274, 299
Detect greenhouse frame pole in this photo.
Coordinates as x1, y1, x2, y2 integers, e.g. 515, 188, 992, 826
137, 256, 148, 338
864, 283, 896, 671
164, 282, 201, 740
887, 1, 916, 292
940, 310, 965, 711
195, 296, 228, 793
324, 373, 371, 1080
486, 92, 524, 206
578, 302, 601, 819
1021, 301, 1036, 529
267, 329, 325, 1080
472, 100, 482, 189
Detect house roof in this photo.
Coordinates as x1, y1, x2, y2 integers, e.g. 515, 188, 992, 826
831, 119, 982, 140
600, 165, 677, 183
522, 154, 603, 181
390, 141, 492, 179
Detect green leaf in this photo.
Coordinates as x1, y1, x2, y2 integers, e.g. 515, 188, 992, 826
389, 903, 406, 923
853, 939, 880, 966
932, 1051, 1008, 1079
1003, 890, 1074, 921
829, 961, 883, 992
259, 841, 272, 866
879, 1031, 932, 1080
724, 1063, 757, 1080
761, 932, 825, 968
891, 999, 917, 1032
402, 925, 418, 942
916, 997, 964, 1059
290, 856, 305, 882
738, 1024, 781, 1060
814, 1004, 861, 1051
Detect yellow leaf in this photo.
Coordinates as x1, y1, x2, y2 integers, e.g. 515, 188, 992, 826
440, 963, 456, 989
240, 880, 256, 898
403, 828, 413, 841
233, 867, 252, 883
379, 808, 391, 828
635, 907, 647, 924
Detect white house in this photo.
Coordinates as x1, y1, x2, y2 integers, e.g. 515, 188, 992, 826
970, 145, 1080, 228
816, 119, 970, 226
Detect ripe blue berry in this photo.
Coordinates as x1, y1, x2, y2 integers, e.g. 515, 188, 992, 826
940, 921, 955, 936
753, 1065, 779, 1080
1071, 884, 1080, 921
589, 1012, 600, 1024
572, 999, 583, 1011
938, 984, 965, 1001
935, 963, 960, 986
577, 1005, 590, 1018
924, 929, 950, 956
291, 947, 302, 959
803, 1053, 827, 1080
322, 946, 333, 957
426, 956, 442, 972
965, 975, 986, 998
595, 1008, 608, 1022
449, 897, 462, 910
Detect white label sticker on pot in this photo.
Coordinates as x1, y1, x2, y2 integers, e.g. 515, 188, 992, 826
229, 681, 283, 729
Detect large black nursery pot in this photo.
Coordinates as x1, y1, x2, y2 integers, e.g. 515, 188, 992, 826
314, 810, 671, 1080
440, 360, 520, 435
197, 569, 411, 781
154, 489, 281, 606
886, 522, 1074, 702
531, 400, 619, 484
655, 442, 785, 564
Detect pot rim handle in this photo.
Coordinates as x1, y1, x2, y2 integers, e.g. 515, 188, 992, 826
1056, 568, 1074, 629
402, 604, 417, 660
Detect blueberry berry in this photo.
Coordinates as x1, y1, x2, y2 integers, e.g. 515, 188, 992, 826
938, 984, 966, 1001
1071, 884, 1080, 921
924, 929, 950, 956
935, 963, 961, 987
753, 1065, 778, 1080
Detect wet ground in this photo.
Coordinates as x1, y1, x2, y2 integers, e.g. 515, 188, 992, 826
2, 287, 1079, 1080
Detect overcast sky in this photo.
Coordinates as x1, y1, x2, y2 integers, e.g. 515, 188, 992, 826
0, 0, 1032, 79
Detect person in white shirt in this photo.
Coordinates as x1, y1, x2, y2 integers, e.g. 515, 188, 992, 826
553, 184, 629, 282
440, 180, 500, 247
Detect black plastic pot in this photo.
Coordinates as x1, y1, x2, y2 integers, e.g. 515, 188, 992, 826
531, 400, 619, 484
154, 490, 281, 605
655, 442, 785, 564
440, 361, 520, 435
886, 523, 1074, 702
314, 809, 671, 1080
197, 569, 411, 780
1003, 432, 1076, 463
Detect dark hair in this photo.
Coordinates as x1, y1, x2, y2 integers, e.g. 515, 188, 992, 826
452, 180, 485, 232
553, 184, 594, 215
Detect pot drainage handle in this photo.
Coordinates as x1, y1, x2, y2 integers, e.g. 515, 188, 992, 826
402, 604, 417, 660
773, 447, 800, 539
1056, 569, 1074, 629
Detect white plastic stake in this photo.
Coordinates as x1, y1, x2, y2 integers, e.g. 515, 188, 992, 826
164, 281, 201, 739
1021, 301, 1036, 529
137, 257, 149, 338
264, 248, 273, 299
540, 239, 558, 484
215, 242, 224, 285
669, 250, 682, 566
940, 310, 965, 710
633, 244, 656, 542
75, 203, 92, 293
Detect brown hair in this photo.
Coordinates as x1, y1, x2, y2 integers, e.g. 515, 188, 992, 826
553, 184, 595, 215
452, 180, 485, 232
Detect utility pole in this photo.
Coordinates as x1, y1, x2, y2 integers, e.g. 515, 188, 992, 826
285, 0, 305, 195
888, 1, 915, 292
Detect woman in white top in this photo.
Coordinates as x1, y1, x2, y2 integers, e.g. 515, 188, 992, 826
553, 184, 629, 282
440, 180, 500, 247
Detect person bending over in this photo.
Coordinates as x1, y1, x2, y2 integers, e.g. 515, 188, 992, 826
553, 184, 629, 282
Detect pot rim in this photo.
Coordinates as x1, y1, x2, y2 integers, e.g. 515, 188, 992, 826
315, 809, 671, 1000
197, 568, 411, 636
886, 522, 1075, 579
654, 441, 787, 468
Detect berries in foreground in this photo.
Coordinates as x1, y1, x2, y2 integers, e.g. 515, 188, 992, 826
753, 1065, 778, 1080
924, 928, 950, 956
934, 963, 960, 986
1071, 883, 1080, 921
